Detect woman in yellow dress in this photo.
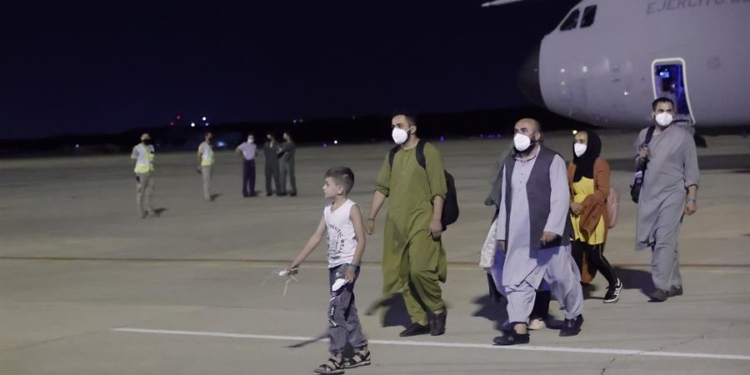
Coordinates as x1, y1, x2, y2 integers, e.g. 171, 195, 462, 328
567, 130, 622, 303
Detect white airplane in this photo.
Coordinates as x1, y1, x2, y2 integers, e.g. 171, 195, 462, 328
483, 0, 750, 131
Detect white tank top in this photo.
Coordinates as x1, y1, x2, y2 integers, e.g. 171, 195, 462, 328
324, 199, 358, 268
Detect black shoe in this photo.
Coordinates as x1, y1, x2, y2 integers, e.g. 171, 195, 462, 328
266, 192, 273, 197
430, 311, 446, 336
649, 288, 669, 302
399, 323, 430, 337
559, 315, 584, 337
604, 279, 622, 304
668, 285, 683, 297
493, 331, 530, 346
277, 192, 287, 196
290, 192, 297, 197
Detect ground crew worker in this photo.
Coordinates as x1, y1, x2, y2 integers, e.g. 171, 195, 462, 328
131, 133, 157, 218
197, 132, 215, 201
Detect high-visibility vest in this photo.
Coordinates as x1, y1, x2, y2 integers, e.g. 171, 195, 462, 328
200, 142, 214, 166
134, 144, 155, 173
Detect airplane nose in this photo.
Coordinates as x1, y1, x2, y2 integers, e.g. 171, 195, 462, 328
518, 43, 544, 108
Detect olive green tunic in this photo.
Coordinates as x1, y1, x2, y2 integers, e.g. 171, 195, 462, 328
376, 142, 448, 324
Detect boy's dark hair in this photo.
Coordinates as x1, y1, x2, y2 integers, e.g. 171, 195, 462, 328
652, 97, 675, 111
324, 167, 355, 195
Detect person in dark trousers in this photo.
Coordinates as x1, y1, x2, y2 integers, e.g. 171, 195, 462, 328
278, 131, 297, 196
236, 134, 257, 197
567, 130, 622, 303
263, 133, 282, 196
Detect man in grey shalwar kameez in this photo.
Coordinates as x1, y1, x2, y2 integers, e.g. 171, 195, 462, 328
493, 118, 584, 346
635, 98, 699, 302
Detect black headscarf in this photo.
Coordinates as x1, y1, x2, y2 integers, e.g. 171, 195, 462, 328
572, 130, 602, 182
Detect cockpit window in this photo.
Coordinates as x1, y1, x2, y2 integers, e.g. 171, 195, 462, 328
581, 5, 598, 28
560, 9, 580, 31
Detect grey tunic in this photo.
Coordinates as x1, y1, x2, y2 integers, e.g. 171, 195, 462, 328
495, 148, 570, 286
634, 126, 700, 250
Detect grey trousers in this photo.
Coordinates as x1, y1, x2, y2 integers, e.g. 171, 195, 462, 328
280, 160, 297, 195
505, 245, 584, 323
136, 173, 155, 216
328, 264, 367, 356
201, 166, 213, 200
650, 207, 684, 291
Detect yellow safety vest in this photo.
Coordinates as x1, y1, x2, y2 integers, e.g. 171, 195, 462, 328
134, 144, 155, 173
200, 142, 214, 166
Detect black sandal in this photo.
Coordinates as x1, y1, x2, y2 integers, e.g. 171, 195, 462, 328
315, 357, 344, 375
343, 348, 371, 369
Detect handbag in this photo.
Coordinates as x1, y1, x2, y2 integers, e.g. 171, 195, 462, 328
630, 126, 655, 203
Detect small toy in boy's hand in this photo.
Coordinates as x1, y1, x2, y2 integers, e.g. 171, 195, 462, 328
262, 268, 299, 297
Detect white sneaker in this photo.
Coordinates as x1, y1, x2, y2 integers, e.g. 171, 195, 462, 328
528, 318, 546, 330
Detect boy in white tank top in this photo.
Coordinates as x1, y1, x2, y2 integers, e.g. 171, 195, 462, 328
285, 167, 370, 375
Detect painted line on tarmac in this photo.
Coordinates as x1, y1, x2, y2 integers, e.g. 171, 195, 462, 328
2, 256, 749, 270
112, 328, 750, 362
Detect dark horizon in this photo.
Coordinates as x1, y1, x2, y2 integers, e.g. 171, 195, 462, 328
0, 0, 580, 140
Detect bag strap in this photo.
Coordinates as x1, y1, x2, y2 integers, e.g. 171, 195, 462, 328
644, 125, 655, 145
388, 145, 400, 166
388, 139, 427, 170
638, 126, 656, 172
416, 139, 427, 169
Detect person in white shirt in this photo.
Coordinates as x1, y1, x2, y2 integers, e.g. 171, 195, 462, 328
285, 167, 370, 374
235, 134, 257, 197
131, 133, 157, 218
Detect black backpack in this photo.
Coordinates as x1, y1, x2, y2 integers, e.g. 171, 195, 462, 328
388, 139, 459, 230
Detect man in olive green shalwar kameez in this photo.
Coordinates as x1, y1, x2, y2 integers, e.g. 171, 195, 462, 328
367, 114, 449, 337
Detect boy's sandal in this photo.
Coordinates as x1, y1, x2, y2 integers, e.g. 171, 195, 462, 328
343, 349, 371, 369
314, 358, 344, 375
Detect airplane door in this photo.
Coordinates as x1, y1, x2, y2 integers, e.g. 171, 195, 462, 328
652, 58, 695, 126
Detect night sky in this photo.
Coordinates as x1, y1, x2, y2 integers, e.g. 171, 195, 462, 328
1, 0, 579, 139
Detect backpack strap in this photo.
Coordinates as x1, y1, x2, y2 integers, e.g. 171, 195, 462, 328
388, 145, 400, 166
416, 139, 427, 169
388, 139, 428, 170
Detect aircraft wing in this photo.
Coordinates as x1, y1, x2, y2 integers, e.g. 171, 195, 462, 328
481, 0, 526, 7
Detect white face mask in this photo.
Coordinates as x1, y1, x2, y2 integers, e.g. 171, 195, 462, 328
574, 143, 587, 157
655, 112, 673, 127
513, 133, 533, 152
391, 127, 411, 145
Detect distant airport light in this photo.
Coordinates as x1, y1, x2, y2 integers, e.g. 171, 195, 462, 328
323, 143, 328, 148
561, 68, 566, 73
169, 121, 174, 127
204, 122, 209, 127
561, 81, 566, 86
191, 122, 196, 127
496, 134, 502, 138
440, 136, 445, 142
202, 116, 207, 121
582, 66, 588, 73
217, 141, 225, 147
176, 114, 181, 120
293, 120, 297, 124
75, 144, 80, 148
480, 134, 484, 138
572, 130, 578, 135
334, 140, 338, 145
624, 91, 629, 96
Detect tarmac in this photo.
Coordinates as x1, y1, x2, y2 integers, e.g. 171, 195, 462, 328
1, 131, 749, 375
